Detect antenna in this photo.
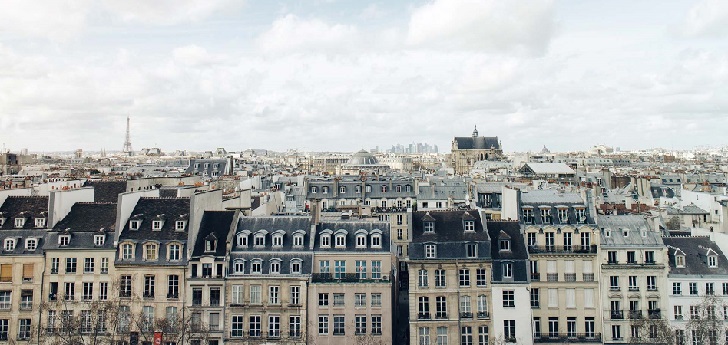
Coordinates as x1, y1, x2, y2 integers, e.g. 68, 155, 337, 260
122, 116, 133, 156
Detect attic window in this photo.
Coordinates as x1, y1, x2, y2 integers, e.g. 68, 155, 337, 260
335, 234, 346, 248
293, 234, 304, 247
371, 234, 381, 248
175, 221, 186, 231
152, 221, 163, 230
322, 186, 329, 194
94, 235, 105, 247
59, 235, 70, 246
254, 234, 265, 247
464, 221, 475, 232
272, 234, 283, 247
35, 218, 46, 228
205, 239, 216, 252
424, 222, 435, 233
311, 186, 318, 194
675, 255, 685, 268
25, 238, 37, 251
237, 233, 249, 247
709, 255, 717, 268
623, 229, 629, 237
500, 239, 510, 251
14, 218, 25, 228
321, 234, 331, 247
129, 220, 140, 230
356, 234, 366, 248
339, 186, 346, 193
3, 239, 15, 251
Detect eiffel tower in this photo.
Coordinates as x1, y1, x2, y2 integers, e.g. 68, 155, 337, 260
122, 116, 133, 156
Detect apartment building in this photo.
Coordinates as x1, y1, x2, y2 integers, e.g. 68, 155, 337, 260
408, 210, 493, 345
305, 176, 416, 211
0, 196, 48, 343
226, 216, 312, 345
309, 219, 394, 345
520, 190, 602, 344
663, 236, 728, 345
188, 210, 237, 345
598, 215, 668, 344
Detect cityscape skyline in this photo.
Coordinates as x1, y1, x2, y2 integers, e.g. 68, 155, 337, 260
1, 0, 727, 152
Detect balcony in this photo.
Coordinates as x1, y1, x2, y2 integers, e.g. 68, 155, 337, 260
583, 273, 594, 282
533, 333, 601, 343
289, 331, 301, 338
167, 293, 179, 300
460, 312, 473, 319
648, 309, 661, 319
249, 330, 261, 338
192, 299, 202, 306
435, 312, 448, 319
610, 310, 624, 320
528, 245, 597, 254
564, 273, 576, 282
20, 301, 32, 310
547, 274, 559, 282
119, 291, 131, 298
418, 313, 431, 320
629, 310, 642, 319
50, 268, 58, 274
628, 287, 639, 292
210, 299, 220, 307
531, 273, 540, 281
0, 303, 10, 310
312, 273, 387, 283
477, 311, 490, 319
609, 286, 620, 291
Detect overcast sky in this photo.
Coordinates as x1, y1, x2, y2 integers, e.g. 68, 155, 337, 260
1, 0, 727, 154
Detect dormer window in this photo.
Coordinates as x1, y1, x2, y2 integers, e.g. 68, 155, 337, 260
233, 260, 245, 273
272, 234, 283, 247
293, 234, 304, 247
322, 186, 329, 194
675, 255, 685, 268
466, 243, 477, 258
381, 185, 388, 193
291, 259, 302, 274
152, 221, 162, 230
129, 220, 140, 230
270, 260, 281, 274
522, 209, 533, 223
4, 239, 15, 251
355, 185, 361, 194
175, 221, 186, 231
35, 218, 46, 228
396, 185, 402, 193
205, 239, 216, 252
94, 235, 105, 247
251, 260, 262, 274
575, 208, 586, 223
425, 244, 437, 258
144, 243, 158, 261
371, 233, 382, 248
237, 233, 249, 247
121, 243, 134, 260
356, 234, 366, 248
424, 222, 435, 233
59, 235, 70, 247
335, 234, 346, 248
254, 234, 265, 247
709, 255, 718, 268
540, 208, 551, 224
168, 243, 181, 261
365, 185, 372, 193
500, 239, 510, 251
321, 234, 331, 247
623, 229, 629, 237
14, 218, 25, 228
340, 186, 346, 193
25, 238, 37, 251
464, 221, 475, 232
311, 186, 318, 194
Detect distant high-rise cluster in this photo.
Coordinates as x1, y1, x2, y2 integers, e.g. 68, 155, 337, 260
387, 142, 438, 154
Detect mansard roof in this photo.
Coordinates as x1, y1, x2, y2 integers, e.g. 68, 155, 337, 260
0, 196, 48, 230
192, 211, 236, 257
412, 210, 488, 243
53, 203, 116, 233
234, 216, 312, 251
663, 236, 728, 276
454, 136, 500, 150
120, 197, 190, 241
85, 181, 127, 203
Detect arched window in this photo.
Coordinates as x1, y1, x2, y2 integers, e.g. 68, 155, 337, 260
233, 260, 245, 273
356, 234, 366, 248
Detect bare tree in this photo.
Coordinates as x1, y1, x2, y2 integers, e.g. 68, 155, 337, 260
685, 294, 728, 345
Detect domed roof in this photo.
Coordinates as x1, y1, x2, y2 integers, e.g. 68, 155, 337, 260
347, 150, 379, 165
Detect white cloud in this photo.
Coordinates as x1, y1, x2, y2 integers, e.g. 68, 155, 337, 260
101, 0, 242, 25
0, 0, 92, 41
256, 15, 360, 54
682, 0, 728, 37
173, 45, 229, 67
406, 0, 555, 55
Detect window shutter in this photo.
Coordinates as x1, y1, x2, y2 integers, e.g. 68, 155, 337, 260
582, 260, 593, 274
564, 260, 575, 273
0, 264, 12, 282
22, 264, 33, 279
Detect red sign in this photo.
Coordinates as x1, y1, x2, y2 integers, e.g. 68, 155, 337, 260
153, 332, 163, 345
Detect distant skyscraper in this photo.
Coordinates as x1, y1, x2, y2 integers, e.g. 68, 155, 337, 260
122, 116, 133, 156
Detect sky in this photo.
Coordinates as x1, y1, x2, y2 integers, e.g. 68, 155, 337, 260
1, 0, 727, 154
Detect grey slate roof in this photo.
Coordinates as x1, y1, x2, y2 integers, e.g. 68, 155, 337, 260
410, 210, 490, 260
598, 215, 663, 247
0, 196, 48, 230
192, 211, 235, 257
454, 136, 500, 150
53, 203, 117, 233
487, 221, 529, 283
235, 216, 312, 252
315, 220, 391, 252
0, 229, 46, 255
663, 236, 728, 276
85, 181, 127, 203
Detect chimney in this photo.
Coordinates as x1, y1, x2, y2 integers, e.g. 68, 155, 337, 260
311, 199, 321, 226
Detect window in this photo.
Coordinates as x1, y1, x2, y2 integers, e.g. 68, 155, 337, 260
629, 276, 638, 291
419, 296, 431, 318
674, 305, 683, 320
462, 326, 473, 345
122, 243, 133, 260
676, 255, 685, 267
84, 258, 95, 273
319, 260, 330, 273
372, 260, 382, 279
548, 289, 558, 308
251, 260, 262, 274
476, 269, 487, 286
356, 235, 366, 248
99, 257, 108, 273
355, 293, 366, 307
333, 293, 345, 306
291, 260, 301, 274
120, 275, 132, 297
144, 275, 155, 298
335, 260, 346, 279
419, 269, 429, 287
690, 283, 698, 295
66, 258, 77, 273
459, 269, 470, 287
627, 251, 636, 263
610, 276, 619, 290
709, 255, 717, 267
152, 221, 162, 230
318, 315, 329, 334
500, 239, 510, 251
464, 221, 475, 232
425, 244, 437, 258
460, 295, 471, 317
333, 315, 345, 335
645, 251, 655, 263
250, 285, 261, 304
435, 296, 447, 318
435, 269, 446, 287
502, 263, 512, 278
706, 282, 715, 295
503, 320, 516, 341
272, 235, 282, 247
249, 315, 261, 337
319, 293, 329, 306
64, 282, 75, 300
290, 315, 302, 338
97, 282, 108, 300
83, 282, 93, 300
503, 291, 515, 308
293, 234, 304, 247
355, 315, 367, 335
356, 260, 367, 279
372, 234, 381, 247
268, 315, 280, 338
372, 293, 382, 307
144, 243, 157, 260
608, 251, 617, 263
59, 235, 70, 246
425, 222, 435, 233
335, 234, 346, 247
321, 235, 331, 247
25, 239, 37, 251
531, 288, 540, 308
51, 258, 59, 274
270, 260, 280, 274
231, 315, 244, 337
548, 318, 559, 338
466, 244, 478, 258
3, 239, 14, 252
269, 286, 280, 305
254, 234, 265, 247
18, 319, 30, 340
612, 325, 621, 340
